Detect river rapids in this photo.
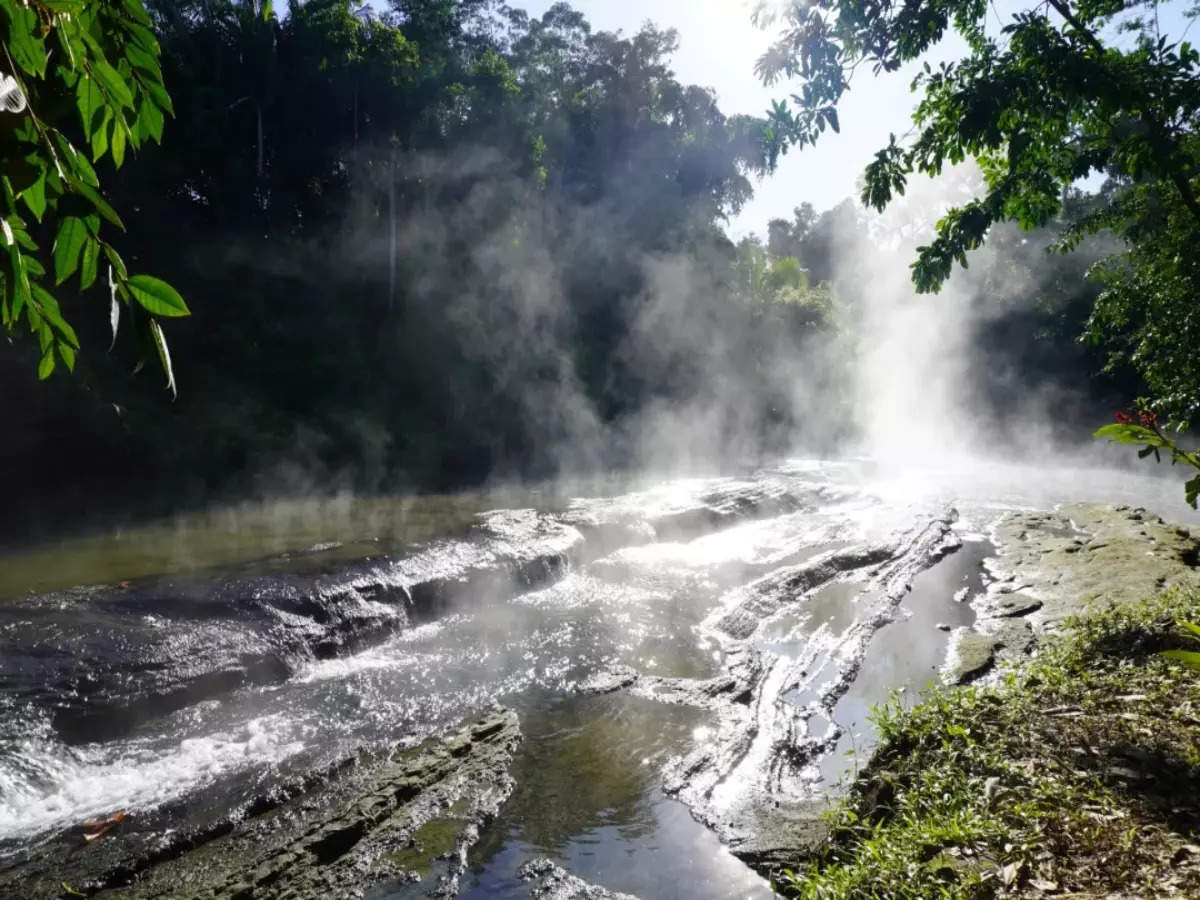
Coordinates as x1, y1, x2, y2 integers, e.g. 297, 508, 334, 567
1, 458, 1196, 898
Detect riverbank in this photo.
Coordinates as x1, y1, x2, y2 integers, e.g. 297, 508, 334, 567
779, 588, 1200, 898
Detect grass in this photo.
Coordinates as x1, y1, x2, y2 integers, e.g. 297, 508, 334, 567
778, 588, 1200, 899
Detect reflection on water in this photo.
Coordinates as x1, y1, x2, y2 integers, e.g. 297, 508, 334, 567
821, 538, 992, 785
756, 580, 863, 658
461, 692, 772, 900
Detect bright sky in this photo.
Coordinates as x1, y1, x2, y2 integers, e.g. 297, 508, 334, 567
521, 0, 962, 237
515, 1, 1197, 237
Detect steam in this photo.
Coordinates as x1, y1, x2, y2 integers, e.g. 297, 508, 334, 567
135, 124, 1150, 528
809, 163, 1127, 473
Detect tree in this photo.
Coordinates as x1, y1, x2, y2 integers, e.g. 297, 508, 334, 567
755, 0, 1200, 279
1, 0, 185, 388
755, 0, 1200, 492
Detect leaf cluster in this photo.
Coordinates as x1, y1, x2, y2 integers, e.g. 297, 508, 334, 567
1, 0, 185, 387
758, 0, 1200, 292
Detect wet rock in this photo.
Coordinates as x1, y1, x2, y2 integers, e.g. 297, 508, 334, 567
724, 797, 835, 872
945, 616, 1037, 685
944, 630, 1000, 684
401, 509, 585, 621
632, 664, 761, 709
654, 509, 962, 878
943, 503, 1200, 690
519, 859, 640, 899
573, 666, 640, 696
558, 474, 831, 556
1, 711, 522, 899
994, 594, 1044, 618
710, 544, 895, 640
988, 504, 1200, 628
0, 511, 581, 745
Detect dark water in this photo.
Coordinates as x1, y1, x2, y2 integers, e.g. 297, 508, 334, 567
459, 692, 770, 899
819, 538, 992, 784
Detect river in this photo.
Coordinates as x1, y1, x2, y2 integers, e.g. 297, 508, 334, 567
1, 457, 1195, 898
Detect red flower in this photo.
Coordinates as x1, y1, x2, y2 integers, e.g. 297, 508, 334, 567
1139, 410, 1158, 427
1115, 411, 1134, 424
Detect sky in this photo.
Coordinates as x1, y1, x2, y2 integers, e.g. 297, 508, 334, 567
516, 0, 1197, 237
520, 0, 965, 237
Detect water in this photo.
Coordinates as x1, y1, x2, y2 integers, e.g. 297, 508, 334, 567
0, 456, 1195, 897
459, 692, 770, 899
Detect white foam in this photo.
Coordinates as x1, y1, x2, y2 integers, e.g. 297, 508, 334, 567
0, 714, 304, 841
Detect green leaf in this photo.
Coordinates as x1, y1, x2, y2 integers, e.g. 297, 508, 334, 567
53, 132, 100, 188
55, 26, 78, 71
21, 173, 46, 222
57, 341, 77, 372
3, 5, 47, 77
149, 319, 176, 398
53, 217, 88, 284
37, 350, 55, 380
90, 58, 135, 109
76, 75, 106, 137
125, 22, 160, 56
91, 109, 111, 162
64, 176, 125, 230
80, 237, 99, 291
121, 0, 154, 27
1161, 649, 1200, 671
111, 118, 127, 167
102, 243, 128, 280
1094, 423, 1160, 445
1187, 475, 1200, 510
140, 77, 174, 118
137, 96, 165, 143
31, 284, 79, 349
34, 318, 52, 353
124, 43, 161, 80
128, 275, 189, 317
10, 224, 37, 253
8, 245, 30, 320
1177, 620, 1200, 642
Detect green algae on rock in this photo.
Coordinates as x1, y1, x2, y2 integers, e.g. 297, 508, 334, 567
1, 711, 521, 899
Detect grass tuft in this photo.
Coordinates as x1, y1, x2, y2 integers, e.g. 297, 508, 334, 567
778, 589, 1200, 899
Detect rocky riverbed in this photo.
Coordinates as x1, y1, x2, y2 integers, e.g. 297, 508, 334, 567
1, 460, 1197, 898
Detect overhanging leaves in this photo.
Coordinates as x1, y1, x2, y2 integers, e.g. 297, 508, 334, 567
127, 275, 190, 317
0, 0, 183, 385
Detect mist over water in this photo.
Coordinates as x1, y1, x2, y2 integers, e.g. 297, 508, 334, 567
0, 62, 1185, 900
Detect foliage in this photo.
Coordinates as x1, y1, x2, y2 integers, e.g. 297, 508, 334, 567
0, 0, 184, 387
1160, 619, 1200, 671
3, 0, 836, 536
755, 0, 1200, 498
755, 0, 1200, 290
1096, 409, 1200, 507
1083, 180, 1200, 429
779, 589, 1200, 898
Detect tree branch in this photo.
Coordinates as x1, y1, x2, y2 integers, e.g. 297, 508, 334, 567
1045, 0, 1200, 227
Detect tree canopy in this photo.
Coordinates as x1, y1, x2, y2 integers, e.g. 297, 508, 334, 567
0, 0, 1166, 534
757, 0, 1200, 434
0, 0, 185, 387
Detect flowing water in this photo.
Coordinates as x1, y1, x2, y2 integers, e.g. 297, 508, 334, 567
1, 457, 1196, 897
